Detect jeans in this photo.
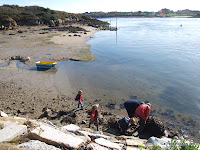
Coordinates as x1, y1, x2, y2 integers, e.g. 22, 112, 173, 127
78, 101, 83, 108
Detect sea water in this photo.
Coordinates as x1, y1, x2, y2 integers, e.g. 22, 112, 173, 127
55, 18, 200, 139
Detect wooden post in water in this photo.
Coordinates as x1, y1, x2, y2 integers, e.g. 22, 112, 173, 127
116, 17, 117, 30
116, 17, 118, 44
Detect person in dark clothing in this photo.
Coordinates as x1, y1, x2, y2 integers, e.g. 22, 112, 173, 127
124, 100, 151, 134
89, 104, 99, 131
115, 117, 137, 135
124, 100, 143, 117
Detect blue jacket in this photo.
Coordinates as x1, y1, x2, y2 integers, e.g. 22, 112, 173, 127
117, 117, 130, 131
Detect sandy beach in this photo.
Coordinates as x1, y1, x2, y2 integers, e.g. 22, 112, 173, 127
0, 25, 103, 128
0, 25, 97, 63
0, 25, 133, 134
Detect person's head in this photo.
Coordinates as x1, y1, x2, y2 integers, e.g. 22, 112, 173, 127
129, 117, 137, 125
78, 90, 83, 95
146, 103, 151, 107
91, 104, 99, 111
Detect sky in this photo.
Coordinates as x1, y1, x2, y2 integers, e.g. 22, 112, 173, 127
0, 0, 199, 13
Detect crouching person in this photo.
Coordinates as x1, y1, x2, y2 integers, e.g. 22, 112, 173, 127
124, 100, 151, 134
115, 117, 137, 135
89, 104, 99, 131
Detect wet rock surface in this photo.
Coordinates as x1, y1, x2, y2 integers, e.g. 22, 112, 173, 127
144, 116, 165, 138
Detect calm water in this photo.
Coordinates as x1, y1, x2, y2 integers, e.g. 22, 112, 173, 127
56, 18, 200, 122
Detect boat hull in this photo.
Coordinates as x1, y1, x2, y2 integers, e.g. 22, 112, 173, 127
35, 61, 56, 69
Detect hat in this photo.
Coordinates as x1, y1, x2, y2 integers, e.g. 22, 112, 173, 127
78, 90, 83, 94
146, 103, 151, 107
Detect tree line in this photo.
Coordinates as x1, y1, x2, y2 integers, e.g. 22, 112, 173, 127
0, 5, 109, 29
83, 9, 200, 18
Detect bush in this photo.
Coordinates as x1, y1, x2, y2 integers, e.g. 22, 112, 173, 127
149, 138, 199, 150
166, 138, 199, 150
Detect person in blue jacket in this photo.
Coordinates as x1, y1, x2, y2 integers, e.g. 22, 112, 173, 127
115, 117, 137, 134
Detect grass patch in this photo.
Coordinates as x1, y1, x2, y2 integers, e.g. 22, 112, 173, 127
0, 41, 7, 43
8, 136, 20, 144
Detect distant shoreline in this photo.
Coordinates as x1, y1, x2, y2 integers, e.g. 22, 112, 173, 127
97, 15, 195, 19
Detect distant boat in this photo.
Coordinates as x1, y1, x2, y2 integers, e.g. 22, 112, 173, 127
35, 61, 56, 69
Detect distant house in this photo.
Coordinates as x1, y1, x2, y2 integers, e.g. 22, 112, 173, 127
158, 8, 174, 16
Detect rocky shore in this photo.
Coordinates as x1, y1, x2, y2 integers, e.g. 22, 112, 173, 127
1, 110, 199, 150
0, 24, 200, 149
0, 111, 160, 150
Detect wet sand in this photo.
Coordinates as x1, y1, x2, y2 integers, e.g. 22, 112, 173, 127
0, 25, 97, 63
0, 25, 100, 124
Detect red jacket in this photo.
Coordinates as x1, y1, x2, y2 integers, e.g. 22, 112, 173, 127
90, 109, 99, 121
76, 94, 82, 101
135, 104, 151, 121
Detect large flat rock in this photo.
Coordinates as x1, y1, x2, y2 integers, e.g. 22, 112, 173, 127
29, 124, 88, 149
87, 142, 109, 150
61, 124, 80, 132
126, 138, 145, 147
146, 137, 171, 149
0, 123, 27, 142
19, 140, 61, 150
0, 111, 8, 117
126, 147, 142, 150
79, 130, 110, 140
0, 116, 27, 125
95, 138, 124, 150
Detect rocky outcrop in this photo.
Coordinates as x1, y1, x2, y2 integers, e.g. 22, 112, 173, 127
0, 111, 199, 150
49, 20, 56, 27
144, 116, 165, 138
0, 17, 17, 30
0, 112, 144, 149
55, 19, 63, 26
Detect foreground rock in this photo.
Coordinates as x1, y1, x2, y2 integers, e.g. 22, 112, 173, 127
1, 111, 199, 150
29, 123, 88, 149
19, 140, 61, 150
0, 123, 27, 142
0, 112, 143, 149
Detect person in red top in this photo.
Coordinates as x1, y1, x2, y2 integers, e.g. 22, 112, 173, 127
124, 100, 151, 134
135, 103, 151, 121
89, 104, 99, 131
75, 90, 83, 110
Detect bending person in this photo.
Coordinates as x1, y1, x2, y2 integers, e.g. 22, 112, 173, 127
124, 100, 151, 133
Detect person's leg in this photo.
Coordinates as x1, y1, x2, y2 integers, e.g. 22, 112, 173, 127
80, 101, 83, 109
78, 101, 80, 108
95, 119, 99, 131
138, 118, 145, 134
89, 120, 92, 128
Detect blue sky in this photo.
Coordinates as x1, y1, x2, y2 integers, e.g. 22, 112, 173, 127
0, 0, 199, 13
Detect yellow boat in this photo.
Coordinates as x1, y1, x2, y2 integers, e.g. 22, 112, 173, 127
35, 61, 56, 69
